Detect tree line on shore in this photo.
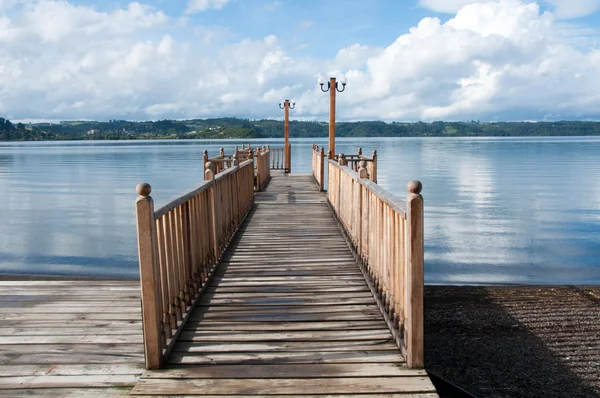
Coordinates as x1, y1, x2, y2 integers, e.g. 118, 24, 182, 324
2, 117, 600, 141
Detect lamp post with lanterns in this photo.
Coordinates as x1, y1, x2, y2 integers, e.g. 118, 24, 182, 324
278, 99, 295, 173
319, 76, 347, 158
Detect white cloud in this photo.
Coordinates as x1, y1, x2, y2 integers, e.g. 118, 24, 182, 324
2, 0, 600, 122
186, 0, 229, 14
551, 0, 600, 19
418, 0, 487, 14
298, 19, 314, 29
262, 1, 281, 12
418, 0, 600, 19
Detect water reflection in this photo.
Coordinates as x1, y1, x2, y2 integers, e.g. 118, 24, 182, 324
0, 137, 599, 284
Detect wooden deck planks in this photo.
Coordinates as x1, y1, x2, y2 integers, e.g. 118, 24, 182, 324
131, 173, 437, 397
0, 280, 144, 396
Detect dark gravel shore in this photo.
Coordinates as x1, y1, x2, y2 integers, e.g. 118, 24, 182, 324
425, 286, 600, 398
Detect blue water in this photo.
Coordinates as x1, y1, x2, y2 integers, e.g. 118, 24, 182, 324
1, 137, 599, 284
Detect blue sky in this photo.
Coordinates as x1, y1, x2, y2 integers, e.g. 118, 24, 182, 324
2, 0, 600, 122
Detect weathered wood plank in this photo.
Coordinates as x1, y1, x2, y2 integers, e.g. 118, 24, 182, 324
173, 340, 397, 353
0, 335, 143, 344
177, 330, 393, 342
0, 364, 144, 377
144, 363, 424, 378
131, 376, 435, 395
0, 327, 141, 336
168, 350, 404, 365
183, 321, 388, 331
0, 387, 133, 397
0, 375, 140, 389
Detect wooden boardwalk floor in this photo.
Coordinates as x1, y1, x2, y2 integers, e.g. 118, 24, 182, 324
0, 279, 144, 397
131, 173, 438, 397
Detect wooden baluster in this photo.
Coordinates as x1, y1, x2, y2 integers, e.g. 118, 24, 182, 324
190, 196, 201, 292
232, 154, 240, 224
200, 190, 210, 279
135, 183, 164, 370
205, 162, 218, 264
155, 217, 172, 340
319, 147, 325, 192
182, 201, 192, 306
173, 206, 186, 315
405, 180, 424, 368
163, 212, 178, 327
256, 150, 262, 191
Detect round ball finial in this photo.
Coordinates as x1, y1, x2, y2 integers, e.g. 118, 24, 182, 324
359, 160, 367, 168
205, 161, 213, 171
408, 180, 422, 195
136, 182, 152, 196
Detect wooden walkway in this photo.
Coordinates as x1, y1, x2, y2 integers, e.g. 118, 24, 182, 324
0, 279, 144, 397
131, 173, 437, 397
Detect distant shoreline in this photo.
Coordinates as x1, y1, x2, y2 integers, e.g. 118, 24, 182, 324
3, 118, 600, 141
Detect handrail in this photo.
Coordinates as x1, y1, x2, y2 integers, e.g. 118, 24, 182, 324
311, 144, 325, 191
135, 158, 255, 369
327, 157, 424, 368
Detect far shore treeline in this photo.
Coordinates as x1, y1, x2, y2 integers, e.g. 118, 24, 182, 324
2, 117, 600, 141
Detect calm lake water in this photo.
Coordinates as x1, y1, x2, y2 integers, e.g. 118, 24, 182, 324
1, 137, 599, 284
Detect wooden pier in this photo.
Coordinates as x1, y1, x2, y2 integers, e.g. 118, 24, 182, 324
0, 147, 437, 396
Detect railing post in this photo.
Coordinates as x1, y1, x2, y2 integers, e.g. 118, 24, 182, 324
256, 150, 262, 191
357, 160, 369, 257
319, 147, 325, 192
135, 183, 164, 370
371, 150, 378, 183
405, 180, 424, 368
287, 143, 292, 173
203, 150, 208, 174
358, 160, 368, 179
232, 154, 240, 221
205, 162, 218, 262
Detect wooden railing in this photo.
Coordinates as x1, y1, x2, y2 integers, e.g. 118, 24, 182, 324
255, 146, 271, 191
327, 157, 424, 368
312, 144, 325, 191
135, 158, 255, 369
202, 146, 254, 176
270, 146, 285, 170
334, 148, 377, 183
